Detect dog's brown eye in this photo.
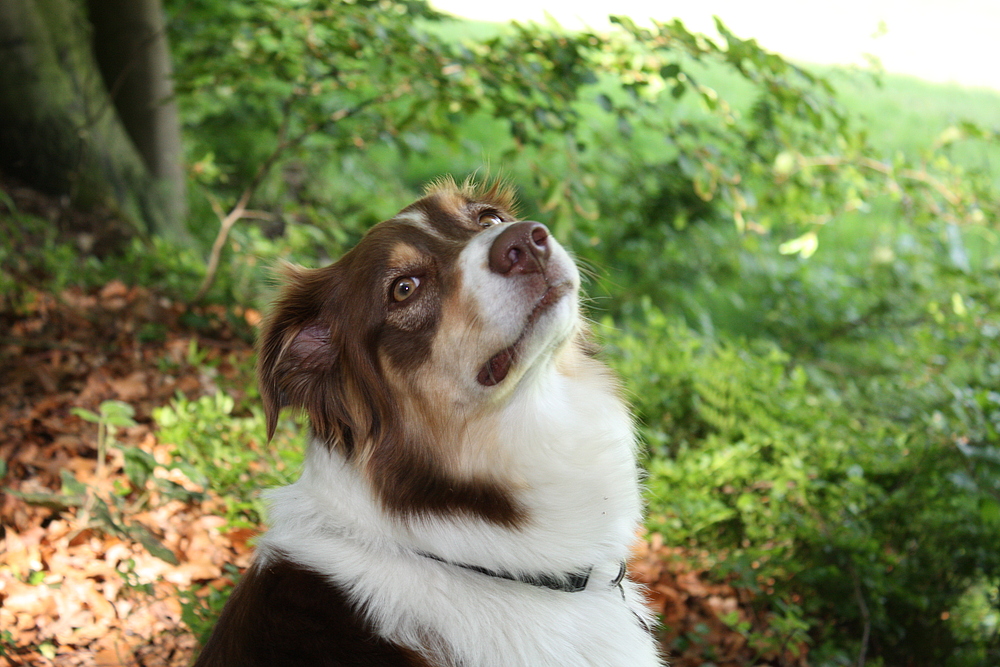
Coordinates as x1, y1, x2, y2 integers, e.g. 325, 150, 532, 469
391, 276, 420, 302
478, 212, 503, 228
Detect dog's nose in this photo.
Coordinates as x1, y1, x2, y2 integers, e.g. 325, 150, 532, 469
489, 222, 551, 275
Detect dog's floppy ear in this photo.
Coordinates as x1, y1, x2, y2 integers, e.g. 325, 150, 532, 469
257, 264, 341, 442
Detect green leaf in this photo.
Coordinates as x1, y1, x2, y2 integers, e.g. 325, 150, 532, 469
659, 63, 680, 80
89, 495, 127, 536
122, 446, 158, 489
0, 188, 17, 213
71, 407, 102, 423
129, 524, 179, 565
4, 488, 83, 511
778, 231, 818, 258
100, 400, 138, 428
60, 469, 88, 498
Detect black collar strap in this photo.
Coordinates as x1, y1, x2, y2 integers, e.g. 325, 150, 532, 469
418, 551, 627, 594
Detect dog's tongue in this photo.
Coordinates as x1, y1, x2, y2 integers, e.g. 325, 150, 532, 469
477, 346, 515, 386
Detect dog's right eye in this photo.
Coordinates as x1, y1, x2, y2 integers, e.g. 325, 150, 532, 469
391, 276, 420, 302
478, 212, 503, 228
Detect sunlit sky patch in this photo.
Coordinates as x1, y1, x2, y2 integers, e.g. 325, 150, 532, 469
431, 0, 999, 91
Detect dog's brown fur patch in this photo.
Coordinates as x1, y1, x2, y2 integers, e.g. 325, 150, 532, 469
192, 556, 433, 667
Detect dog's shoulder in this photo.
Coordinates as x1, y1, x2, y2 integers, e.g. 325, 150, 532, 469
192, 556, 431, 667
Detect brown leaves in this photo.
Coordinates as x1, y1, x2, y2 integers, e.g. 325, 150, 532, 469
1, 284, 254, 666
631, 534, 809, 666
1, 434, 254, 666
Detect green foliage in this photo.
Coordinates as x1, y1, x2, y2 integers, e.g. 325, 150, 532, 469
152, 392, 305, 527
6, 2, 1000, 662
154, 390, 308, 646
605, 290, 1000, 663
0, 202, 210, 302
592, 135, 1000, 662
0, 630, 14, 657
161, 0, 880, 306
165, 0, 614, 258
72, 400, 138, 480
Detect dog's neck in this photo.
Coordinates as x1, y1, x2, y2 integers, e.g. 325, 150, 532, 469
258, 348, 642, 579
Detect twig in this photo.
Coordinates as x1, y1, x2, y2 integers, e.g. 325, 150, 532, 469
850, 563, 871, 667
798, 155, 964, 209
194, 188, 256, 302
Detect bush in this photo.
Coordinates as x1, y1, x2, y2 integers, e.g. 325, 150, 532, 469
153, 392, 305, 527
604, 291, 1000, 664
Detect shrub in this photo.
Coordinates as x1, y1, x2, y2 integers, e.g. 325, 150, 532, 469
605, 297, 1000, 665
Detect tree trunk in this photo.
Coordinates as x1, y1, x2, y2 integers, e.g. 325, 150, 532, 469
0, 0, 186, 240
87, 0, 187, 237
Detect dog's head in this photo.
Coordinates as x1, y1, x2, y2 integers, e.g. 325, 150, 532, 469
258, 178, 586, 527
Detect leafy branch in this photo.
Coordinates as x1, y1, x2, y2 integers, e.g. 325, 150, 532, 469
193, 87, 406, 302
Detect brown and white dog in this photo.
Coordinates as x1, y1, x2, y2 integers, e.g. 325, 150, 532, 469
193, 179, 662, 667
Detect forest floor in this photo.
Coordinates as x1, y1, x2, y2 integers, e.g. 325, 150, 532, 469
0, 183, 806, 666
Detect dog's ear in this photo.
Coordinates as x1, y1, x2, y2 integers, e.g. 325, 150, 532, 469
257, 264, 341, 442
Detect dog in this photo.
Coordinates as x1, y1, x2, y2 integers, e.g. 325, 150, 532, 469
192, 178, 662, 666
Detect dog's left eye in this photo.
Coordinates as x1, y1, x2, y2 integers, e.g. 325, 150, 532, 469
391, 276, 420, 302
478, 212, 503, 228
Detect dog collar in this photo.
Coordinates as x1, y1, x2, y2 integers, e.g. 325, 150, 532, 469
417, 551, 627, 594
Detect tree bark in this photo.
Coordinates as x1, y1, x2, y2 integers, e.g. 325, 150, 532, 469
87, 0, 186, 236
0, 0, 186, 240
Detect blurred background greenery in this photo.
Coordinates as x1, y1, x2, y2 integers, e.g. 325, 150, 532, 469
1, 0, 998, 664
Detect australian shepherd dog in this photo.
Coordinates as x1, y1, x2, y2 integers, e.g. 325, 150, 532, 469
193, 178, 662, 666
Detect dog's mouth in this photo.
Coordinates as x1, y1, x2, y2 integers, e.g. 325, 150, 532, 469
476, 284, 569, 387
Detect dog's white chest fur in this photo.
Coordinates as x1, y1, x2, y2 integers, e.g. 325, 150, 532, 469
259, 360, 660, 667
